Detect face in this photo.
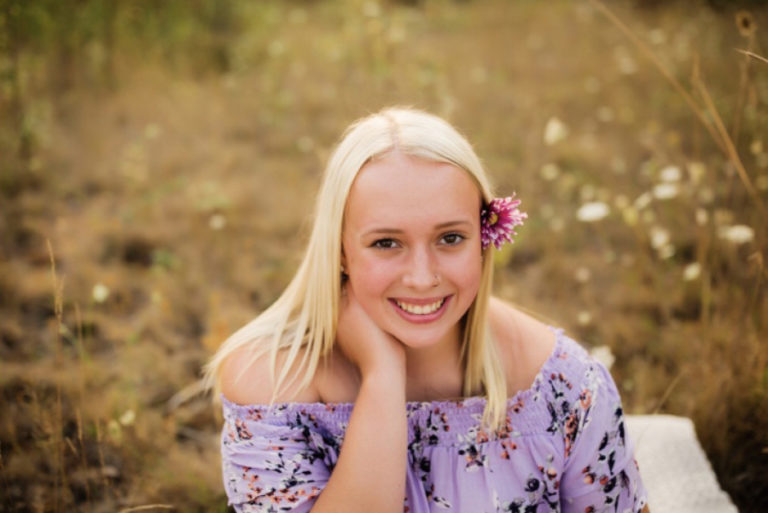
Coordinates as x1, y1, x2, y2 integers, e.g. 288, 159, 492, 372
341, 151, 483, 350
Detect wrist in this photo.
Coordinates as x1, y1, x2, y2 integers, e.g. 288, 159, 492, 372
361, 365, 406, 391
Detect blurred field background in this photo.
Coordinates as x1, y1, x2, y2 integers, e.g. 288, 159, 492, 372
1, 0, 767, 511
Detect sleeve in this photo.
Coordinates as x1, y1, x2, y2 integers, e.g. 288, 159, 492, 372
559, 361, 648, 513
221, 407, 333, 513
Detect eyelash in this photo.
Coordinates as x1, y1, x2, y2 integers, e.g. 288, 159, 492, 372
441, 232, 465, 246
370, 233, 466, 250
371, 239, 399, 250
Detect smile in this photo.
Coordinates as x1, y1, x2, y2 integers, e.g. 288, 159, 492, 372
389, 296, 452, 324
395, 298, 446, 315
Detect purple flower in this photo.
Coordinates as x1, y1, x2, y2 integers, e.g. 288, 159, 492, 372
480, 195, 527, 250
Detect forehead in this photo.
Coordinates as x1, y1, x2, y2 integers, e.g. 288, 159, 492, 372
345, 152, 481, 229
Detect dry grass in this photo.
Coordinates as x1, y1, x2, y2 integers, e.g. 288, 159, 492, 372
1, 0, 767, 511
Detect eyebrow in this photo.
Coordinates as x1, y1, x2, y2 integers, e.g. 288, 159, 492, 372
362, 220, 473, 237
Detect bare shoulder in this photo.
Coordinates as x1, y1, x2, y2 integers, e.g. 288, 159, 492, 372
488, 296, 557, 394
219, 343, 321, 405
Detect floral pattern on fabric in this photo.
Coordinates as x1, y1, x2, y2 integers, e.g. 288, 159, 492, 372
220, 328, 647, 513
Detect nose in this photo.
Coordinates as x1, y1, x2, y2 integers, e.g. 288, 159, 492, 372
402, 246, 440, 290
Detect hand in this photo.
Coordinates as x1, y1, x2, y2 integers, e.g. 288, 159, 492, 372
336, 284, 406, 380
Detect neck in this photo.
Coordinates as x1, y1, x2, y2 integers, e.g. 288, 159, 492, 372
404, 324, 464, 401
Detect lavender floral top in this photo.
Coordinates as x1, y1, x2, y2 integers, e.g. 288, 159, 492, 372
220, 328, 647, 512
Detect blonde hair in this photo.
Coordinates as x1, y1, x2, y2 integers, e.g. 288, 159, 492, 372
204, 107, 508, 429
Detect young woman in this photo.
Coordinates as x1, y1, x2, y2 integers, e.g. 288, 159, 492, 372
205, 107, 649, 513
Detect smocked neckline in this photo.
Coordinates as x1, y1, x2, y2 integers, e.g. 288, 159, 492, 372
221, 325, 567, 413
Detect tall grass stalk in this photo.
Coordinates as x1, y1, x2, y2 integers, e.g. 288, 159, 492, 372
736, 49, 768, 65
46, 239, 66, 512
94, 418, 115, 508
117, 505, 175, 512
587, 0, 726, 153
691, 58, 764, 216
75, 302, 94, 512
588, 0, 765, 216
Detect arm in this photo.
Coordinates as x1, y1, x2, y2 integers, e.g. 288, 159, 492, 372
221, 285, 408, 513
312, 285, 408, 513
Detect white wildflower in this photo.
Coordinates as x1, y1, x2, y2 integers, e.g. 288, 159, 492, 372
718, 225, 754, 245
659, 165, 682, 182
543, 117, 569, 146
575, 267, 591, 283
695, 208, 708, 226
653, 183, 679, 200
658, 245, 676, 260
577, 311, 592, 326
683, 262, 701, 281
650, 226, 670, 249
92, 283, 110, 304
634, 192, 653, 210
119, 409, 136, 427
576, 202, 610, 222
590, 345, 615, 370
540, 163, 560, 181
209, 214, 226, 230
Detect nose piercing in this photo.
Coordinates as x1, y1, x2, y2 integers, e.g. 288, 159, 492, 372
432, 274, 441, 286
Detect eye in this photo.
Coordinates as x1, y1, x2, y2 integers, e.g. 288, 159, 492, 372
371, 238, 399, 250
440, 233, 465, 246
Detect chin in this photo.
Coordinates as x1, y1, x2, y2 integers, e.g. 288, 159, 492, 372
390, 325, 460, 350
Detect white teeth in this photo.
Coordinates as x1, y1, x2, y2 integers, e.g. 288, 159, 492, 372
395, 299, 444, 315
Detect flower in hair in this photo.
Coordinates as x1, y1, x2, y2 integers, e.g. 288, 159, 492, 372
480, 195, 527, 250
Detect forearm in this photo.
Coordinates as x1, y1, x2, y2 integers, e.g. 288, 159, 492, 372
312, 371, 408, 513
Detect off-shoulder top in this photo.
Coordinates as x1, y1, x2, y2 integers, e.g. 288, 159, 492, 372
219, 327, 647, 512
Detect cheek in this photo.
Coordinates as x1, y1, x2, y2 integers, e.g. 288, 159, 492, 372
348, 255, 396, 296
451, 251, 483, 287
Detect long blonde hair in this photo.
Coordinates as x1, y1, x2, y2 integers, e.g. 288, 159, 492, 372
204, 107, 508, 429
